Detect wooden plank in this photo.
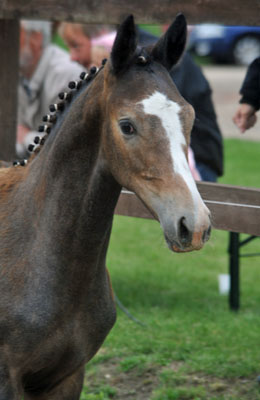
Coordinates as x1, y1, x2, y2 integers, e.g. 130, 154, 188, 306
208, 200, 260, 236
0, 19, 19, 161
115, 188, 260, 236
115, 191, 154, 220
197, 181, 260, 206
1, 0, 260, 25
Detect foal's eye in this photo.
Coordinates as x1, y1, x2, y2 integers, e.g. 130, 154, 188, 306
119, 120, 136, 136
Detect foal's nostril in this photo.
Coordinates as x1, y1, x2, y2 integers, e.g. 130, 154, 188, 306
202, 225, 211, 243
178, 217, 192, 246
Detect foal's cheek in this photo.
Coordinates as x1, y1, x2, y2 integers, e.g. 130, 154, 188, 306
103, 135, 132, 186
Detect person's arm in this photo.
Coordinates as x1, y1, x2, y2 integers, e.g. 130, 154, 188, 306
239, 57, 260, 111
17, 124, 30, 144
232, 57, 260, 133
232, 103, 257, 133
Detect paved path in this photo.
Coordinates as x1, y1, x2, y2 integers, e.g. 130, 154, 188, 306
202, 65, 260, 141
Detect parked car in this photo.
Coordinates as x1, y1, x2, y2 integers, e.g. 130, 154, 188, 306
188, 24, 260, 65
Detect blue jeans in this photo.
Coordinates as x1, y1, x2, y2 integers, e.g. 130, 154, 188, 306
196, 163, 217, 183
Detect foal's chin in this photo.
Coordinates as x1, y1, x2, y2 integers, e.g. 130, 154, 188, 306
169, 240, 205, 253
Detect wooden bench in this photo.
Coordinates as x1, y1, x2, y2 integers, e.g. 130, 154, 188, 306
0, 0, 259, 310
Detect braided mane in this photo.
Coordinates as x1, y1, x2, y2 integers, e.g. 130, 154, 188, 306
13, 62, 106, 167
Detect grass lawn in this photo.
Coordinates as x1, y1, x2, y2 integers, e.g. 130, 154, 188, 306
81, 138, 260, 400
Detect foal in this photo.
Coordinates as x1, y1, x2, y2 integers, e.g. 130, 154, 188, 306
0, 14, 210, 399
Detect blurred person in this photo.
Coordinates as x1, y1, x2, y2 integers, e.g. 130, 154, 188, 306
17, 20, 83, 157
91, 31, 116, 66
59, 23, 113, 68
233, 57, 260, 133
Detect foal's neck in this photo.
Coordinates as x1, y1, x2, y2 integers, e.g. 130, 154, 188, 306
26, 78, 121, 275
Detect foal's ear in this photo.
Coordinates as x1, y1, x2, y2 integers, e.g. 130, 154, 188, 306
151, 13, 187, 70
111, 15, 137, 73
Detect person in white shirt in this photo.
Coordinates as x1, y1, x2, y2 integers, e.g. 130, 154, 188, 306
17, 20, 83, 157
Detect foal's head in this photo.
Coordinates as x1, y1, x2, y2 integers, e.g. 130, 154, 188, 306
101, 15, 211, 252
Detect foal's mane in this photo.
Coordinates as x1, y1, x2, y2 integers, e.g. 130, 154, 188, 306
0, 63, 106, 194
16, 63, 106, 167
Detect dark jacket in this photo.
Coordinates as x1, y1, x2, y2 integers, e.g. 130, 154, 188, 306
240, 57, 260, 111
172, 53, 223, 176
139, 30, 223, 177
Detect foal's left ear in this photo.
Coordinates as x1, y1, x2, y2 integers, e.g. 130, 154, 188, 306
151, 13, 187, 70
111, 15, 138, 74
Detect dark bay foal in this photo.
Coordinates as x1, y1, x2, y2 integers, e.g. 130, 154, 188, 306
0, 14, 210, 399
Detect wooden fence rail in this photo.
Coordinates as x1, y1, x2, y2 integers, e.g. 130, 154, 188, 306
1, 0, 260, 25
116, 182, 260, 237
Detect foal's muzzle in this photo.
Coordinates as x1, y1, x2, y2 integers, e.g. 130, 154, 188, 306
165, 213, 211, 253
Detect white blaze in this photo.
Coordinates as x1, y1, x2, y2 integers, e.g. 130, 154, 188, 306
140, 91, 200, 203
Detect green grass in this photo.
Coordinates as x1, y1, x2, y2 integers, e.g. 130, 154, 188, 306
219, 139, 260, 188
81, 139, 260, 399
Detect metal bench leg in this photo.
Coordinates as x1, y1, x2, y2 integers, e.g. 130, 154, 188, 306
228, 232, 240, 311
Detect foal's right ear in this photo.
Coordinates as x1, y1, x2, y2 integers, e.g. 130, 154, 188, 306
111, 15, 138, 74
